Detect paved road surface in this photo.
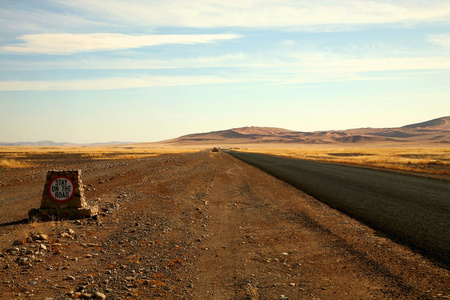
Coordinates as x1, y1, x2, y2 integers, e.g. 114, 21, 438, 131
227, 150, 450, 267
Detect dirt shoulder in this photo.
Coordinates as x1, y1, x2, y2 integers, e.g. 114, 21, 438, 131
0, 150, 449, 299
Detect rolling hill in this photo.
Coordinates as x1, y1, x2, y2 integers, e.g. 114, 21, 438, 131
3, 116, 449, 147
164, 116, 450, 146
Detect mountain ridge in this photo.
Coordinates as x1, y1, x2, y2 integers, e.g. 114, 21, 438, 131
0, 141, 134, 147
2, 117, 449, 146
166, 116, 450, 146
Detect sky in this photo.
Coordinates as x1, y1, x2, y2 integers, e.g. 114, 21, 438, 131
1, 0, 450, 144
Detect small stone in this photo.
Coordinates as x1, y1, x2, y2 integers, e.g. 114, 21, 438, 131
66, 275, 76, 281
52, 243, 62, 250
67, 228, 75, 235
288, 283, 296, 286
281, 252, 288, 256
13, 240, 24, 246
39, 244, 47, 251
93, 291, 106, 300
85, 254, 92, 258
280, 296, 289, 300
39, 234, 48, 240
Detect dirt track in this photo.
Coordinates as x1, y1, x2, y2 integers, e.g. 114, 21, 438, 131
227, 150, 450, 267
0, 150, 449, 299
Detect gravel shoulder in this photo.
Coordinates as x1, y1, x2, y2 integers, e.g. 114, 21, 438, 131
0, 150, 449, 299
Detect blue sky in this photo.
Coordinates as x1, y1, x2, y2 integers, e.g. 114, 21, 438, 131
1, 0, 450, 143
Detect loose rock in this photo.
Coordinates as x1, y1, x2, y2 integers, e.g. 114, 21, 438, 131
13, 240, 24, 246
93, 292, 106, 300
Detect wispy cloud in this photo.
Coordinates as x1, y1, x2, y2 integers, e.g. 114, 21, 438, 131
0, 53, 256, 71
0, 33, 241, 55
288, 54, 450, 74
3, 53, 450, 91
51, 0, 450, 30
428, 34, 450, 47
4, 1, 449, 36
3, 50, 449, 75
0, 75, 252, 92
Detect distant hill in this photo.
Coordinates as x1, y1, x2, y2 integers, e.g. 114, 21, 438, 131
164, 116, 450, 146
0, 140, 75, 146
3, 117, 449, 147
0, 141, 133, 146
402, 116, 450, 130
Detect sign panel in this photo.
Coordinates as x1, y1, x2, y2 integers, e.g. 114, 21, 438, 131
48, 176, 75, 203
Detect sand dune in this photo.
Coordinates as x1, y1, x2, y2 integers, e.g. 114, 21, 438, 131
164, 116, 450, 146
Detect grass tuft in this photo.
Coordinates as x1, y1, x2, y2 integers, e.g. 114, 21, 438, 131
0, 158, 33, 169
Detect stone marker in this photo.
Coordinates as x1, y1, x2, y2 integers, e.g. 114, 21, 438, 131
29, 170, 98, 221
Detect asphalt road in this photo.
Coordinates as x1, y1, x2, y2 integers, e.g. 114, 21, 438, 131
226, 150, 450, 268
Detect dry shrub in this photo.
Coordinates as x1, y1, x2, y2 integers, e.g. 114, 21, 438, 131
0, 158, 33, 169
244, 283, 259, 300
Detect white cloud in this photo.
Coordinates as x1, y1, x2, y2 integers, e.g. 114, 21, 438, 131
2, 52, 450, 91
51, 0, 450, 30
0, 53, 255, 71
0, 6, 106, 36
0, 33, 241, 55
289, 54, 450, 74
6, 49, 450, 74
428, 34, 450, 47
3, 52, 450, 91
0, 75, 251, 91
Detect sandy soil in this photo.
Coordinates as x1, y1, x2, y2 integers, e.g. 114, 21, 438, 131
0, 150, 449, 299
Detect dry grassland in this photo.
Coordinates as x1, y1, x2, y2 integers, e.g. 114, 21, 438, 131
238, 147, 450, 177
0, 146, 200, 169
2, 145, 449, 178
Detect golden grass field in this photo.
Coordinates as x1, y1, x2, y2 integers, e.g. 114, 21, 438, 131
237, 147, 450, 176
0, 146, 199, 169
1, 145, 449, 177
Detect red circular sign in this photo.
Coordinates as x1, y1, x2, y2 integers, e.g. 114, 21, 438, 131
48, 176, 75, 203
